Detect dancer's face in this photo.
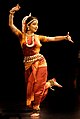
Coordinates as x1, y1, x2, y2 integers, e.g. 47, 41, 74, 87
28, 19, 38, 33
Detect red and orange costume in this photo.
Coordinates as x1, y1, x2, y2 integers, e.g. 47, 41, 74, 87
22, 34, 49, 107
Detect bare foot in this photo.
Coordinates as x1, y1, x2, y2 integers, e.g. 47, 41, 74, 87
31, 107, 40, 117
31, 112, 40, 117
52, 78, 63, 88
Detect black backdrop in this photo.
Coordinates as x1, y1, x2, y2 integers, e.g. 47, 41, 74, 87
0, 0, 80, 108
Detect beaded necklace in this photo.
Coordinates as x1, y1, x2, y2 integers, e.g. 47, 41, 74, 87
26, 33, 35, 47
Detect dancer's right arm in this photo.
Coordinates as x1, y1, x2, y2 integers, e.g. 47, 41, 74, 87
9, 4, 22, 39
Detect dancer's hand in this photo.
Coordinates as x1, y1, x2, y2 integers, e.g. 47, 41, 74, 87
65, 32, 74, 43
10, 4, 21, 14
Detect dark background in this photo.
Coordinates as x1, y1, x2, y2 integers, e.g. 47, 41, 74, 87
0, 0, 80, 110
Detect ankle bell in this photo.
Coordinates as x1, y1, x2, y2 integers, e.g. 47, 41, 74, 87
48, 79, 54, 87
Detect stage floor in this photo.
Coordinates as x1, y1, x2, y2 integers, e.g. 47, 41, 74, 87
0, 89, 80, 119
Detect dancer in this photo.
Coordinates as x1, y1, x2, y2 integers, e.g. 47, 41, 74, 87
9, 4, 74, 117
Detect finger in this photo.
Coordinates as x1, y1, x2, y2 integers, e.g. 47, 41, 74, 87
18, 5, 21, 9
17, 4, 19, 6
16, 5, 21, 10
70, 39, 74, 43
17, 4, 20, 7
67, 32, 69, 35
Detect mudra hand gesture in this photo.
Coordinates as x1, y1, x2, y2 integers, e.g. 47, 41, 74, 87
10, 4, 21, 14
66, 32, 74, 43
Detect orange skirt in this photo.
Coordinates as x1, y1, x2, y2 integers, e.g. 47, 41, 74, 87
25, 55, 48, 106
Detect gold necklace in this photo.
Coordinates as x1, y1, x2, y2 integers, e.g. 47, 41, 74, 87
26, 34, 35, 47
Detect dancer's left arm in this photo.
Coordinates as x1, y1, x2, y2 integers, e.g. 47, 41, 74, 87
39, 32, 74, 43
47, 32, 74, 43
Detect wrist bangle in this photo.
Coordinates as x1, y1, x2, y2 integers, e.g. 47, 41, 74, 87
9, 10, 15, 15
64, 36, 68, 40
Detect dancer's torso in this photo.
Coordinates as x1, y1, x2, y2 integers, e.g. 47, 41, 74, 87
21, 34, 42, 56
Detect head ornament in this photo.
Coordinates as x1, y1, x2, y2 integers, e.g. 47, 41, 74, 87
22, 13, 31, 33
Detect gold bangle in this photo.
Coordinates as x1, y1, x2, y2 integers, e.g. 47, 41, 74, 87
9, 10, 15, 15
64, 36, 68, 40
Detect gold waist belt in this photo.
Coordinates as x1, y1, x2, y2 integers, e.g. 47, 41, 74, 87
23, 54, 44, 63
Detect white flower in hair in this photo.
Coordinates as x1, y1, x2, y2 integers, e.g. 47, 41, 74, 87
22, 13, 31, 32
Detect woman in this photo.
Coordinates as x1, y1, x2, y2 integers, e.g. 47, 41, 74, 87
9, 4, 74, 117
